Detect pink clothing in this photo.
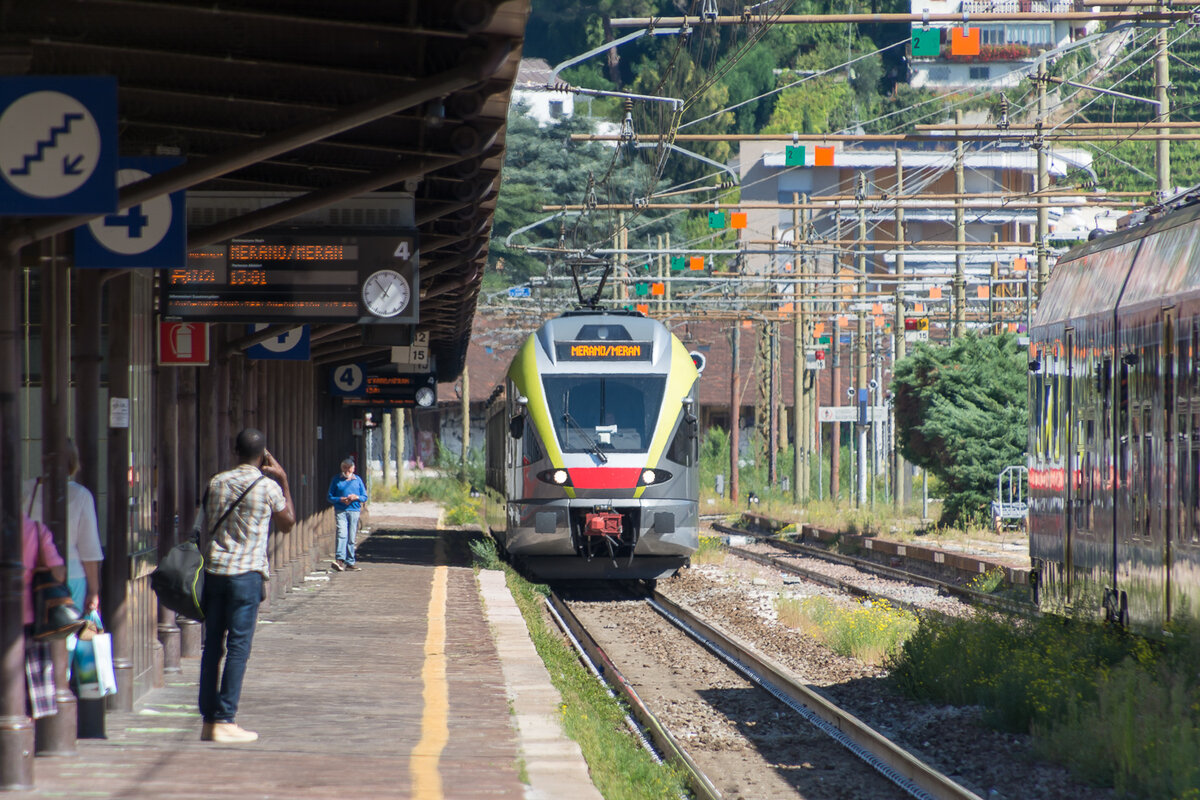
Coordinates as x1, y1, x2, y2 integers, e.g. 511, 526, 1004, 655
22, 516, 64, 626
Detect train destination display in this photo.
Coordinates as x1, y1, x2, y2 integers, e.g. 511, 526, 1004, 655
162, 232, 418, 324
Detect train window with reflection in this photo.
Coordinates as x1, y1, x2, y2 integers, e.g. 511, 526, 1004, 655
542, 375, 666, 453
666, 417, 696, 466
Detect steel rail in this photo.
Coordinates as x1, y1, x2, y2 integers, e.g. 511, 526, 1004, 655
546, 592, 721, 800
712, 523, 1037, 617
649, 592, 986, 800
724, 544, 927, 617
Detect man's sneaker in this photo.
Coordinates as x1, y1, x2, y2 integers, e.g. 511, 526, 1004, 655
345, 563, 363, 571
330, 560, 345, 572
202, 722, 258, 743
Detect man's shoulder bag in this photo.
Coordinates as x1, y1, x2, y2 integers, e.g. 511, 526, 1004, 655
151, 476, 263, 620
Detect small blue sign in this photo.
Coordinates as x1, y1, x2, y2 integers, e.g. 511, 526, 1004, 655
508, 286, 531, 298
330, 363, 366, 396
839, 334, 852, 344
246, 325, 311, 361
74, 156, 186, 268
0, 76, 117, 215
858, 388, 869, 425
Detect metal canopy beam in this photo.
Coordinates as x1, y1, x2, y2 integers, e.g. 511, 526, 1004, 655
3, 41, 511, 253
188, 155, 464, 249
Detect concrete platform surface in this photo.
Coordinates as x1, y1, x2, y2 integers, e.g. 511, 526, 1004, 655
10, 521, 601, 800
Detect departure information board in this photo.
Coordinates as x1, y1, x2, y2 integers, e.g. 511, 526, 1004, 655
161, 232, 418, 324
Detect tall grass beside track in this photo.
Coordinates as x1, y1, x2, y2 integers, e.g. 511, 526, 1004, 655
889, 612, 1200, 798
469, 538, 687, 800
775, 595, 918, 666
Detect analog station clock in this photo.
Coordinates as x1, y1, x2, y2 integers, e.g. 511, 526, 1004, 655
362, 269, 411, 318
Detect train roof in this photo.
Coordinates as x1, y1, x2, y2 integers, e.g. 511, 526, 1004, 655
1035, 197, 1200, 328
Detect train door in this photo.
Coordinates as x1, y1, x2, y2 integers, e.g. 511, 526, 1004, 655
1064, 329, 1076, 592
1163, 307, 1176, 620
1173, 314, 1200, 622
1114, 329, 1131, 623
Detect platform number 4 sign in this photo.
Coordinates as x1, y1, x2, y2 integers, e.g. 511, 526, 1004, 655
394, 240, 412, 260
330, 363, 366, 396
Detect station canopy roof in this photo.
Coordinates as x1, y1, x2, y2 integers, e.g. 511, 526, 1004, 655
1, 0, 531, 377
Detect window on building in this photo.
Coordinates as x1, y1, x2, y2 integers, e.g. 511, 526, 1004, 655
980, 25, 1005, 45
548, 100, 564, 118
969, 66, 991, 80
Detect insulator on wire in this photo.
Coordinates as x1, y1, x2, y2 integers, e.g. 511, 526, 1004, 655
702, 0, 718, 22
997, 95, 1010, 131
585, 172, 598, 210
620, 98, 635, 143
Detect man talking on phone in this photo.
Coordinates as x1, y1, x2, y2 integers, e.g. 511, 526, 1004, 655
194, 428, 294, 744
327, 456, 367, 572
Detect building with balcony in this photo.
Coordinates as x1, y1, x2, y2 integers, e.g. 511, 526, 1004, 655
909, 1, 1099, 88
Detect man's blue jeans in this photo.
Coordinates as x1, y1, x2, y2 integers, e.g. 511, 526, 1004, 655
335, 509, 360, 566
199, 571, 262, 724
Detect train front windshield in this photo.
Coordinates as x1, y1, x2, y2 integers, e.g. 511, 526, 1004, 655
542, 375, 665, 453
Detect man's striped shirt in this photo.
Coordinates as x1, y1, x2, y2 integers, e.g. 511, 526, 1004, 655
194, 463, 286, 578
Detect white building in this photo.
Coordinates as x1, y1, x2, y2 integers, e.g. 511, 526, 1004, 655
739, 141, 1124, 288
511, 58, 574, 126
909, 1, 1100, 88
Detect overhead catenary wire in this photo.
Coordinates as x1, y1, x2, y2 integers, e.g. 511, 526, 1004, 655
544, 13, 1180, 297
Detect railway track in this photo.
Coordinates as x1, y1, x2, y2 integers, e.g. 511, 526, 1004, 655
711, 522, 1037, 617
548, 587, 985, 800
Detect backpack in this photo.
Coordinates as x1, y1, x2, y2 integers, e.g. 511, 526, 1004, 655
150, 476, 264, 620
150, 538, 206, 620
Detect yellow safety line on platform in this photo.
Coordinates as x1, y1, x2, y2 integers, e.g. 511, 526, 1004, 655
410, 565, 449, 799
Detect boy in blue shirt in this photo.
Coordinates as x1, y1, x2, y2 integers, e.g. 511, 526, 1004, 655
327, 457, 367, 571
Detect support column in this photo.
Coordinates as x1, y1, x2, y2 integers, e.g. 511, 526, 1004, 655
35, 242, 77, 754
791, 203, 803, 503
856, 174, 868, 508
460, 364, 470, 481
954, 108, 966, 339
103, 275, 134, 712
1036, 65, 1049, 295
382, 410, 391, 488
0, 249, 33, 790
156, 367, 181, 675
176, 367, 201, 658
396, 409, 406, 491
729, 321, 740, 503
1155, 13, 1171, 199
892, 149, 907, 511
73, 269, 105, 739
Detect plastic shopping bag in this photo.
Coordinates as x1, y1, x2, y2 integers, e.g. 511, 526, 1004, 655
73, 612, 117, 699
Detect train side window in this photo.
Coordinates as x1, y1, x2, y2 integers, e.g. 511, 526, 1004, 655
1031, 371, 1045, 458
522, 423, 544, 465
666, 418, 694, 466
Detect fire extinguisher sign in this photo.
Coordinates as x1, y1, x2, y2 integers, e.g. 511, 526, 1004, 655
158, 321, 210, 366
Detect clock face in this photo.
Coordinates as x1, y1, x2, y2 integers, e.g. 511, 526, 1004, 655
362, 269, 411, 318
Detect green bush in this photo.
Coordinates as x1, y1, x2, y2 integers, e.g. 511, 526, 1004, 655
889, 612, 1200, 797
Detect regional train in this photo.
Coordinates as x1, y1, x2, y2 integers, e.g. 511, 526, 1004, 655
1029, 194, 1200, 631
483, 309, 700, 580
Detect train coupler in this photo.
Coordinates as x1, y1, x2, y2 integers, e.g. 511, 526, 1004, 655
583, 510, 623, 537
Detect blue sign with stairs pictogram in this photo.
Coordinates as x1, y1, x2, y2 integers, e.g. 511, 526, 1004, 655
0, 76, 117, 215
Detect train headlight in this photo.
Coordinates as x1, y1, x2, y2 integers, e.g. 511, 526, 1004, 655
536, 468, 573, 487
637, 468, 672, 487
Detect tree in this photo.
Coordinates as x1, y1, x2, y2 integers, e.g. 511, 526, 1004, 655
488, 104, 682, 289
892, 334, 1027, 526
